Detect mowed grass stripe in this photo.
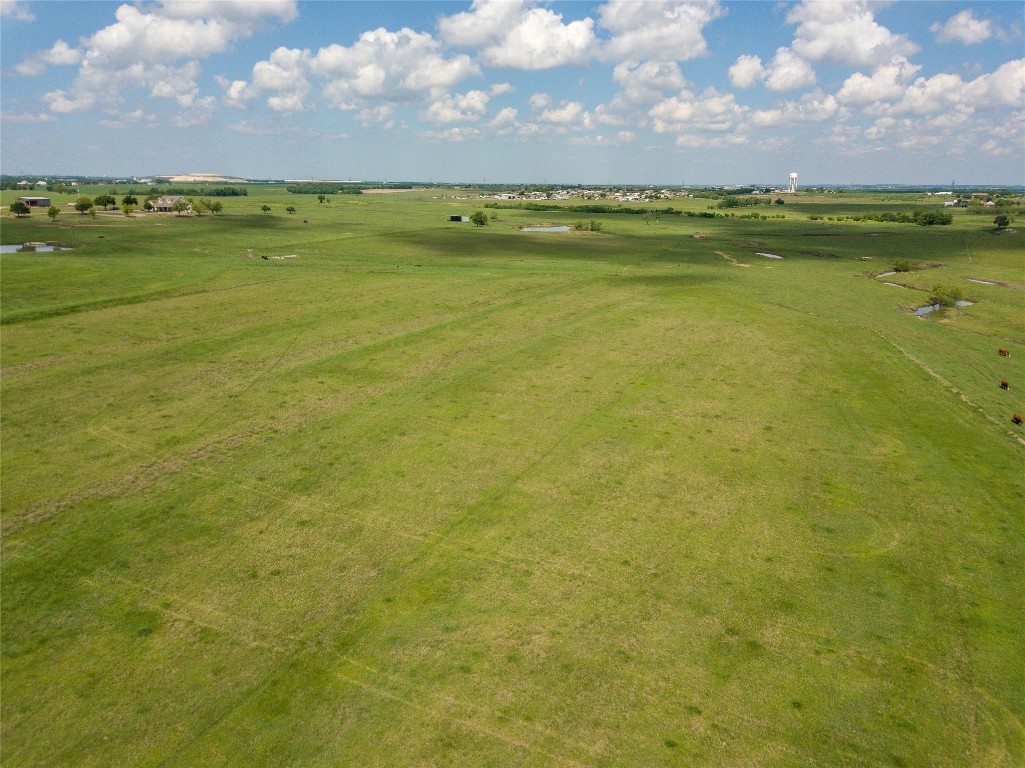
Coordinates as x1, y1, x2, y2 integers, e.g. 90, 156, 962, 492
1, 273, 612, 528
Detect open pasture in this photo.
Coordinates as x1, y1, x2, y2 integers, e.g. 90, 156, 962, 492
2, 187, 1023, 767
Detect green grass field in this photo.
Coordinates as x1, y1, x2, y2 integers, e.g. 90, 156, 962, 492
2, 187, 1023, 767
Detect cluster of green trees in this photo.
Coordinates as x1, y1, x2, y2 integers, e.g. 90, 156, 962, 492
484, 202, 683, 217
189, 199, 223, 215
147, 186, 247, 197
286, 183, 364, 195
22, 194, 228, 217
682, 210, 773, 219
966, 203, 1025, 216
807, 209, 953, 226
715, 196, 770, 209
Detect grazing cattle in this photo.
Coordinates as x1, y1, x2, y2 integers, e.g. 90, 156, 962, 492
998, 348, 1010, 357
1000, 380, 1010, 390
1013, 413, 1023, 425
261, 255, 269, 260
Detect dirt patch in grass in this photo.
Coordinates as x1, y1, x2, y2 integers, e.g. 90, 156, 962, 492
714, 250, 750, 267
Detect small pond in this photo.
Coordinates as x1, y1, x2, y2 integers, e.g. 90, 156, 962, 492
521, 225, 570, 232
915, 301, 974, 316
1, 244, 71, 253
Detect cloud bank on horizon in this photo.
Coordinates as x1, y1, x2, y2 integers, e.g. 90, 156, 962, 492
1, 0, 1023, 184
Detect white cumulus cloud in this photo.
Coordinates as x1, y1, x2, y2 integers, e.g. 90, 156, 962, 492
931, 10, 993, 45
0, 0, 34, 21
837, 57, 921, 105
158, 1, 298, 23
763, 48, 817, 92
611, 60, 688, 104
423, 89, 492, 124
38, 2, 296, 113
245, 46, 312, 112
598, 0, 724, 62
310, 28, 479, 108
439, 0, 596, 69
751, 91, 842, 127
528, 92, 552, 110
874, 59, 1025, 116
16, 40, 82, 76
538, 100, 586, 124
356, 105, 395, 128
729, 55, 763, 89
419, 126, 483, 142
786, 0, 919, 69
649, 88, 748, 133
438, 0, 531, 47
173, 94, 217, 127
3, 112, 56, 123
490, 106, 518, 128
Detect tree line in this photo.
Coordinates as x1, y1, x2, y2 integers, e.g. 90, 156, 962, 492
286, 184, 364, 195
483, 202, 684, 216
807, 209, 953, 225
149, 186, 247, 197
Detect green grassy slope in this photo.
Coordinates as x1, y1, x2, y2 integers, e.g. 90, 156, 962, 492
2, 188, 1023, 767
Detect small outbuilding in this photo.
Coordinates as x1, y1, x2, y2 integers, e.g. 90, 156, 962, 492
449, 215, 469, 222
16, 197, 51, 208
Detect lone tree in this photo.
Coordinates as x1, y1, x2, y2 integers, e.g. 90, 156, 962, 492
10, 201, 30, 217
172, 199, 190, 216
261, 205, 271, 214
47, 205, 60, 222
286, 205, 297, 214
122, 203, 134, 217
994, 214, 1013, 228
122, 192, 138, 206
94, 194, 116, 210
74, 196, 94, 214
317, 194, 327, 204
470, 210, 488, 226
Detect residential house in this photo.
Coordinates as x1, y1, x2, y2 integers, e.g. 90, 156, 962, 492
152, 195, 191, 213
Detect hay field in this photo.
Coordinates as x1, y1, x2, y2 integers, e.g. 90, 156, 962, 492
2, 187, 1023, 767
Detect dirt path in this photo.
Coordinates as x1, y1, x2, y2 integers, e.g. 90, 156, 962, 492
714, 250, 750, 267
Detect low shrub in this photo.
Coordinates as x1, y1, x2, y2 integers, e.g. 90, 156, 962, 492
928, 284, 964, 307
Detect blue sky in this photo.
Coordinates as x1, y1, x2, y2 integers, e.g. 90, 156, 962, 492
2, 0, 1022, 184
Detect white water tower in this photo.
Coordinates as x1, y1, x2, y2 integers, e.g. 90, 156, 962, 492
788, 172, 798, 194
